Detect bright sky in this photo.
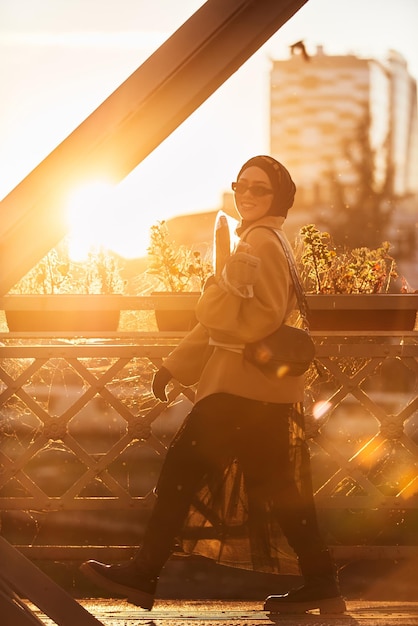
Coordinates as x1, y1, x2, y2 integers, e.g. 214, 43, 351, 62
1, 0, 417, 258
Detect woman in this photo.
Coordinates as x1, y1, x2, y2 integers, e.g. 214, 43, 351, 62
80, 155, 345, 615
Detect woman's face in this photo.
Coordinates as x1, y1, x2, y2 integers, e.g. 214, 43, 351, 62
233, 166, 274, 222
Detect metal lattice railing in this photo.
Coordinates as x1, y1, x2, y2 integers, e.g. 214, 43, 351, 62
0, 328, 417, 563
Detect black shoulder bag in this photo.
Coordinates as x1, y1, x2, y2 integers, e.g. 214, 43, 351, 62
244, 228, 315, 377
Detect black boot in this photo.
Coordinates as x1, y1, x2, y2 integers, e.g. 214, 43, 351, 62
80, 559, 158, 610
264, 549, 346, 614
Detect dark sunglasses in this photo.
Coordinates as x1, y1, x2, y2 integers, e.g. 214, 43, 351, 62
231, 181, 273, 197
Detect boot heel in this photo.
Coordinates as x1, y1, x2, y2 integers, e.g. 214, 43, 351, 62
318, 596, 346, 614
126, 590, 154, 610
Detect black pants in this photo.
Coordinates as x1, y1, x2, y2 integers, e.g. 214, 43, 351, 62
137, 393, 326, 574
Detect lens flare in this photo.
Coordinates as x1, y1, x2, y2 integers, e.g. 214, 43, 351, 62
312, 400, 332, 420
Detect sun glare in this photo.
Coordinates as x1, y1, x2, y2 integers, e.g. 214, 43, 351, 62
66, 181, 151, 260
66, 181, 112, 261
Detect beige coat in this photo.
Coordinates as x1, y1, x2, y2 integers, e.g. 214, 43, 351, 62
163, 215, 305, 404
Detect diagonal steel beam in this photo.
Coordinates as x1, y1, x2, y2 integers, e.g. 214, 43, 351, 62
0, 537, 104, 625
0, 0, 308, 295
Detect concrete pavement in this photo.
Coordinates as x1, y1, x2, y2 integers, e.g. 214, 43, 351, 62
27, 599, 418, 625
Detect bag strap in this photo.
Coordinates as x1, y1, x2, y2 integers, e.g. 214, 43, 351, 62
273, 229, 311, 329
243, 226, 311, 330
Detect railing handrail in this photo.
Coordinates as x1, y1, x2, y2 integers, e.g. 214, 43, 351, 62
1, 292, 418, 311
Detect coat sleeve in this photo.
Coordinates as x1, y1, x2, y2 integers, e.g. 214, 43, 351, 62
162, 322, 213, 387
195, 228, 296, 345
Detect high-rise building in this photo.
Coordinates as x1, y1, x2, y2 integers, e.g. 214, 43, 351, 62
270, 46, 418, 208
387, 50, 418, 195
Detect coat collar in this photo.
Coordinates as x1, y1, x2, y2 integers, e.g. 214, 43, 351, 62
236, 215, 285, 238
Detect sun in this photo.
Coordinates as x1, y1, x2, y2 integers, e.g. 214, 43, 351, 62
65, 180, 152, 260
